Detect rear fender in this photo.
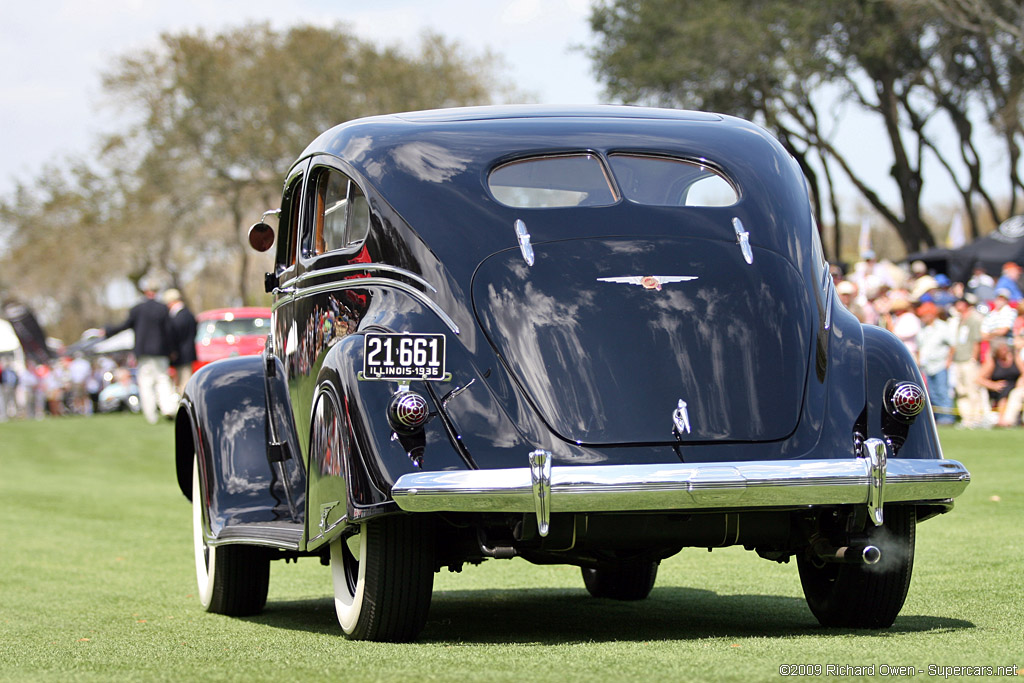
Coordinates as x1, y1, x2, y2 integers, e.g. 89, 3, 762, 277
174, 355, 305, 540
308, 333, 471, 534
862, 325, 943, 460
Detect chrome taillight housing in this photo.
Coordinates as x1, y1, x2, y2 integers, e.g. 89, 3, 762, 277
884, 381, 926, 423
387, 390, 430, 434
881, 380, 926, 455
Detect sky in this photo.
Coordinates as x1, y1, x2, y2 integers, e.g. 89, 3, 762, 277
0, 0, 598, 197
0, 0, 1005, 223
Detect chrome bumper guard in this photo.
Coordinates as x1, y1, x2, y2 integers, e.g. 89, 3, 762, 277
391, 454, 970, 521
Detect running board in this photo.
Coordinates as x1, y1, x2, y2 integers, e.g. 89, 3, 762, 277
213, 522, 304, 550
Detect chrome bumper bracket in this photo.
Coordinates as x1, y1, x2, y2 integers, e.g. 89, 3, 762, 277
529, 450, 552, 537
860, 438, 888, 526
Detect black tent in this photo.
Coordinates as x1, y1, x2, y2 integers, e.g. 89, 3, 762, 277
906, 216, 1024, 283
2, 302, 53, 365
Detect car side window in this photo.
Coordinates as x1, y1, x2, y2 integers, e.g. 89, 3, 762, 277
308, 166, 371, 255
346, 184, 370, 247
276, 174, 304, 271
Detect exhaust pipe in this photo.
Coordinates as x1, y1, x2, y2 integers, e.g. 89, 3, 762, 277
811, 538, 882, 565
834, 544, 881, 565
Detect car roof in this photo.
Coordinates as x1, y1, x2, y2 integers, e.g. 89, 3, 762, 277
293, 105, 812, 273
388, 104, 723, 124
297, 105, 802, 207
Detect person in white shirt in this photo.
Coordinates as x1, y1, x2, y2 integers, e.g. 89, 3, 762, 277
915, 302, 955, 425
981, 289, 1017, 341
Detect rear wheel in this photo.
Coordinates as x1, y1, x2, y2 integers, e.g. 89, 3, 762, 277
797, 506, 916, 628
192, 456, 270, 616
331, 515, 435, 641
582, 560, 659, 600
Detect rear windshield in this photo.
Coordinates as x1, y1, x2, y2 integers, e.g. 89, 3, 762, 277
488, 152, 737, 208
608, 154, 738, 207
488, 154, 618, 208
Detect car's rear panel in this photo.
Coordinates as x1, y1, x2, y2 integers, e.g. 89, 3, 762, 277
472, 236, 814, 445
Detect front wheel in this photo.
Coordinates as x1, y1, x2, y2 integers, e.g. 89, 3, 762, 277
331, 515, 435, 642
582, 560, 659, 600
192, 456, 270, 616
797, 506, 916, 628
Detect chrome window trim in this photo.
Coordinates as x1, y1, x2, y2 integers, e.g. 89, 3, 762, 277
273, 274, 460, 336
823, 277, 836, 331
820, 260, 835, 331
293, 263, 438, 293
391, 458, 969, 514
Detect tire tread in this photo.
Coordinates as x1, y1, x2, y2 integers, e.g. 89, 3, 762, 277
351, 515, 434, 642
798, 506, 916, 628
209, 545, 270, 616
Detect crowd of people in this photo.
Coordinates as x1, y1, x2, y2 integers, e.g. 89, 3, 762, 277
0, 280, 197, 424
3, 259, 1024, 428
839, 253, 1024, 428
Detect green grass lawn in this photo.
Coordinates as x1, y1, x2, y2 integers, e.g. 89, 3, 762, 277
1, 415, 1021, 681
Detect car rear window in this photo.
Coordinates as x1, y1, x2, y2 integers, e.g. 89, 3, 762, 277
608, 154, 738, 207
488, 152, 738, 209
488, 154, 618, 208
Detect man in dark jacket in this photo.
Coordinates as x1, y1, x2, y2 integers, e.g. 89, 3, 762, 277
103, 278, 176, 424
163, 288, 197, 396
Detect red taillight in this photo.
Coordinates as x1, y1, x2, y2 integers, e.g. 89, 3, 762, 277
885, 381, 926, 422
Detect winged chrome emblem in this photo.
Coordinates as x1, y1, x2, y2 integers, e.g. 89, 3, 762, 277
672, 399, 692, 436
596, 275, 698, 291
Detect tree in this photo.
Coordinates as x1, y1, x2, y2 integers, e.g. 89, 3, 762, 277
588, 0, 1024, 261
101, 22, 506, 304
0, 163, 124, 340
1, 23, 512, 337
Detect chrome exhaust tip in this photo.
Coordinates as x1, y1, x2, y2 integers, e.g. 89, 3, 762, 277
837, 544, 881, 565
812, 540, 882, 565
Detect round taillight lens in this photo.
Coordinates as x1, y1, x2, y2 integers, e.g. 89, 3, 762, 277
387, 391, 430, 433
886, 381, 926, 420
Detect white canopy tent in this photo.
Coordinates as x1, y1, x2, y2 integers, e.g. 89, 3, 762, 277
0, 318, 22, 354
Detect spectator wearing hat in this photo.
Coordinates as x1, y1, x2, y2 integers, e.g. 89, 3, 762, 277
163, 288, 197, 397
967, 266, 996, 303
850, 250, 895, 300
884, 295, 921, 356
995, 262, 1024, 301
102, 277, 176, 424
951, 298, 987, 428
836, 280, 867, 322
930, 274, 957, 308
915, 301, 955, 425
981, 289, 1018, 341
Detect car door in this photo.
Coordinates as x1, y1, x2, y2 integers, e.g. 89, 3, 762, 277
284, 157, 375, 544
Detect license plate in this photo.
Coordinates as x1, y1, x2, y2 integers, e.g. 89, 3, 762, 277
362, 333, 447, 381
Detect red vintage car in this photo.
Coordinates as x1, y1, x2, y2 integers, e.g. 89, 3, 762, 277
193, 307, 272, 370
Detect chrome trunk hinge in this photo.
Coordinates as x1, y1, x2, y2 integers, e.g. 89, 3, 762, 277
732, 217, 754, 265
514, 219, 535, 266
528, 450, 552, 537
672, 399, 691, 438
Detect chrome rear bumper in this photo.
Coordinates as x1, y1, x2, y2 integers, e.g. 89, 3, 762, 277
391, 457, 970, 516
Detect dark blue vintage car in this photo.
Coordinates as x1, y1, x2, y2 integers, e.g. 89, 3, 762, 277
175, 105, 970, 641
